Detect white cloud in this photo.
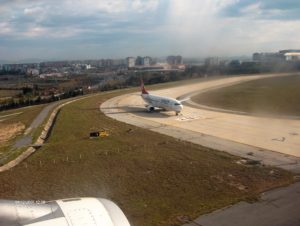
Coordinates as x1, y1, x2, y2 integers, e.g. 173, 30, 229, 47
216, 0, 239, 9
239, 3, 288, 21
1, 0, 300, 60
0, 22, 12, 35
162, 0, 300, 56
61, 0, 159, 15
163, 0, 232, 55
22, 26, 47, 37
132, 0, 159, 12
0, 0, 160, 39
24, 6, 44, 15
240, 2, 262, 16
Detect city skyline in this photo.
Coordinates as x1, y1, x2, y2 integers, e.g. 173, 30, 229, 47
1, 0, 300, 61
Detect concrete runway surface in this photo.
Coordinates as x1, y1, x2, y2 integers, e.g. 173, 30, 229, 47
183, 181, 300, 226
101, 74, 300, 172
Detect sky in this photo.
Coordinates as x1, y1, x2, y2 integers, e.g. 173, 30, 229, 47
0, 0, 300, 61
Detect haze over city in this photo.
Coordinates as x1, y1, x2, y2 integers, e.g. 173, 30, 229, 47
1, 0, 300, 61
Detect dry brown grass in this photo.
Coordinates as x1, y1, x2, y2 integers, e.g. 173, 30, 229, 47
0, 122, 25, 146
0, 104, 46, 157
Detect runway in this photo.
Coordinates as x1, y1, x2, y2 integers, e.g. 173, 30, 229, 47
101, 74, 300, 172
183, 181, 300, 226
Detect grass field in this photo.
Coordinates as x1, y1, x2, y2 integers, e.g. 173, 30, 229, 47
192, 74, 300, 117
0, 85, 294, 226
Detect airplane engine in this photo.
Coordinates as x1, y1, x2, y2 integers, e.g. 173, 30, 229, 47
0, 198, 130, 226
146, 105, 155, 112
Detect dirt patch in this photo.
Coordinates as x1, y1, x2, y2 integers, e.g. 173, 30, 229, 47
0, 122, 25, 146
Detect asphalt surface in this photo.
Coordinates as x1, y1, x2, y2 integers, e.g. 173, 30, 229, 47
101, 73, 300, 173
183, 181, 300, 226
13, 102, 61, 148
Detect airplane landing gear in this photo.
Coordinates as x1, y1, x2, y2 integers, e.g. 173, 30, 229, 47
147, 106, 155, 112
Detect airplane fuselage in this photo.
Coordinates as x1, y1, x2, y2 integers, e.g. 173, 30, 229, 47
141, 93, 183, 114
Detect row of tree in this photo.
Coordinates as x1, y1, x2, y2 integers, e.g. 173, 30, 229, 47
0, 88, 83, 111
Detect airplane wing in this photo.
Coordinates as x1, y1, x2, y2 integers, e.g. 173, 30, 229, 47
177, 97, 190, 103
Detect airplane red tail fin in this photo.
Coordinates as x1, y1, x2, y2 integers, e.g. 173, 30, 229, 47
140, 78, 149, 94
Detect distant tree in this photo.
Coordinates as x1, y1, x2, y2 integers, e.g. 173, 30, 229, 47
35, 96, 41, 104
22, 87, 33, 95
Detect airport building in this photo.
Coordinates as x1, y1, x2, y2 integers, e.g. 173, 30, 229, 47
167, 55, 183, 65
135, 56, 143, 66
142, 57, 151, 66
253, 49, 300, 62
252, 52, 284, 62
205, 57, 220, 66
26, 68, 40, 76
127, 56, 154, 68
279, 49, 300, 61
126, 57, 135, 68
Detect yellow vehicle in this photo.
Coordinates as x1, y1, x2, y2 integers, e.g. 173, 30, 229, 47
89, 130, 109, 138
99, 130, 109, 137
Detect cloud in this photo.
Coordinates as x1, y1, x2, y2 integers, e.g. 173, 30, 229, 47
0, 0, 161, 39
239, 2, 262, 15
0, 22, 12, 35
161, 0, 300, 56
0, 0, 300, 60
222, 0, 300, 20
24, 6, 44, 15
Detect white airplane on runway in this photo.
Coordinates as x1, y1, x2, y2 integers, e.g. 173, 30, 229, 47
140, 80, 183, 115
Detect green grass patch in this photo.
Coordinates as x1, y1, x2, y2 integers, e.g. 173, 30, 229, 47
192, 74, 300, 117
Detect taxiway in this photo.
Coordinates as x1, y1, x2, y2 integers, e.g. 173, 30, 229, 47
101, 74, 300, 172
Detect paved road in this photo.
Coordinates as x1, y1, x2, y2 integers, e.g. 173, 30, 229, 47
14, 102, 61, 148
183, 181, 300, 226
101, 73, 300, 173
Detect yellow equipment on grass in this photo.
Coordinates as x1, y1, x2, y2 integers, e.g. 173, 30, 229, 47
99, 130, 109, 137
89, 130, 110, 138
